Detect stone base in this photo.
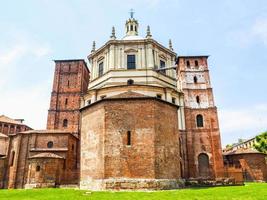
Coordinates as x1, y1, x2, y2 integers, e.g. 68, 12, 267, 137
25, 182, 56, 189
80, 178, 184, 191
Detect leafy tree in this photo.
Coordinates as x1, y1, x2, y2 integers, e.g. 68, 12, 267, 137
254, 131, 267, 154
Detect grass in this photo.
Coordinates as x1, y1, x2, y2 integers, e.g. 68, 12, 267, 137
0, 183, 266, 200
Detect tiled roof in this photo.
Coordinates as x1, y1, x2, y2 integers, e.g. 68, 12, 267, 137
223, 148, 264, 156
0, 115, 24, 125
29, 153, 64, 159
107, 91, 147, 99
20, 129, 70, 134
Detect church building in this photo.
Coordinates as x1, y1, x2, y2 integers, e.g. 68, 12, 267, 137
0, 13, 224, 190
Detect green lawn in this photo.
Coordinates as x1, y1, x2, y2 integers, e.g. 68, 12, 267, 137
0, 183, 266, 200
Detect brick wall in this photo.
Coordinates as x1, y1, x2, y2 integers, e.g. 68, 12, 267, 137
46, 60, 90, 135
80, 96, 181, 189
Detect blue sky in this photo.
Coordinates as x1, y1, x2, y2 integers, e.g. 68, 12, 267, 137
0, 0, 266, 146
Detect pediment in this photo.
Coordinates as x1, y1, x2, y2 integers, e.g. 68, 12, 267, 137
124, 48, 138, 53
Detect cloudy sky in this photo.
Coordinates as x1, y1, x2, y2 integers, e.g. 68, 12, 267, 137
0, 0, 266, 146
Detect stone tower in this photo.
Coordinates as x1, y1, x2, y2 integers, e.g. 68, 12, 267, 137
177, 56, 224, 178
46, 59, 90, 136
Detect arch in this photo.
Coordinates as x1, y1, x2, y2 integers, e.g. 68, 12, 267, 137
130, 25, 133, 31
36, 165, 41, 172
186, 60, 190, 67
198, 153, 209, 177
196, 114, 204, 127
193, 76, 198, 83
63, 119, 68, 127
195, 60, 199, 67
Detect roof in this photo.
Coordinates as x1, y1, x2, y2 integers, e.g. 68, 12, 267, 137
0, 115, 25, 125
122, 35, 144, 40
223, 148, 265, 156
107, 91, 147, 99
29, 153, 64, 159
81, 91, 179, 111
0, 132, 8, 138
10, 129, 78, 139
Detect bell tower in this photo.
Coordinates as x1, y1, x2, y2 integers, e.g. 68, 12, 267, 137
46, 59, 90, 136
178, 56, 224, 178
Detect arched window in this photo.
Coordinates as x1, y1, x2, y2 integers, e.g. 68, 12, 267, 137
196, 114, 204, 127
47, 141, 53, 148
63, 119, 68, 127
134, 26, 137, 32
130, 25, 133, 31
195, 60, 199, 67
65, 98, 68, 106
193, 76, 198, 83
186, 60, 190, 68
36, 165, 41, 172
196, 96, 200, 104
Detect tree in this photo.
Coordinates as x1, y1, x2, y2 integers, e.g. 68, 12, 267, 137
254, 131, 267, 154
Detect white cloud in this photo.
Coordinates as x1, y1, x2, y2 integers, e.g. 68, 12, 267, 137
0, 80, 51, 129
219, 104, 267, 145
252, 18, 267, 45
229, 17, 267, 47
0, 30, 53, 129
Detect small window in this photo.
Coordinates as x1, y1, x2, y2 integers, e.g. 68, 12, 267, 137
196, 114, 204, 127
193, 76, 198, 83
156, 94, 162, 99
127, 79, 134, 85
196, 96, 200, 104
186, 60, 190, 68
127, 55, 136, 69
98, 62, 104, 77
195, 60, 199, 67
87, 100, 91, 105
72, 144, 75, 151
100, 95, 106, 99
127, 131, 131, 146
67, 80, 70, 87
172, 97, 176, 104
36, 165, 41, 172
130, 25, 133, 31
47, 141, 53, 148
63, 119, 68, 127
160, 60, 166, 74
65, 98, 68, 106
134, 26, 137, 32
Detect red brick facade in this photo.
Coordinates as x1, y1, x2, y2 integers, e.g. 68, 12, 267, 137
4, 130, 79, 189
80, 92, 182, 190
177, 56, 224, 179
46, 60, 90, 136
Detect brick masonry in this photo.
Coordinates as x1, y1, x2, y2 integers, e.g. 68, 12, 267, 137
80, 95, 182, 190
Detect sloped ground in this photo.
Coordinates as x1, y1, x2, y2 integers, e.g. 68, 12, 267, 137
0, 183, 266, 200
